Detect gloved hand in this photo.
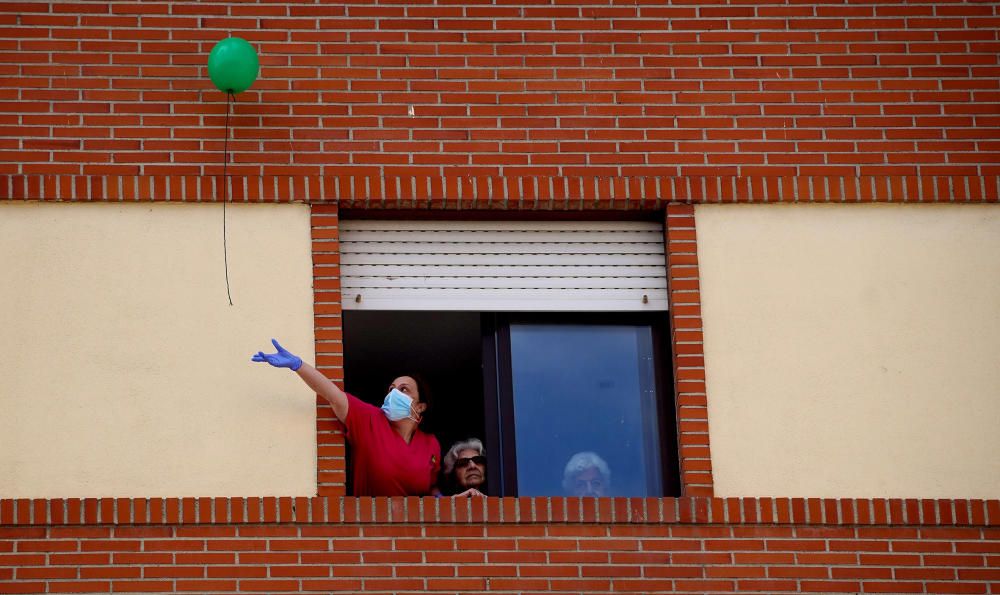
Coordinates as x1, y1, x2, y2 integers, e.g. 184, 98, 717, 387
251, 339, 303, 371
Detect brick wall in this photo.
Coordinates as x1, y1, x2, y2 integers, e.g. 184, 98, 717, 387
3, 1, 1000, 592
1, 497, 998, 594
4, 182, 997, 593
2, 1, 998, 178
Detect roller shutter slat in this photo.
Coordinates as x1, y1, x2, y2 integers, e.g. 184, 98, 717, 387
343, 277, 667, 290
341, 242, 664, 255
338, 220, 658, 232
341, 253, 667, 266
341, 230, 665, 243
343, 289, 669, 312
340, 264, 664, 277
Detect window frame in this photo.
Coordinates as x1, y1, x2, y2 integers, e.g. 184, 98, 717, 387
482, 311, 680, 498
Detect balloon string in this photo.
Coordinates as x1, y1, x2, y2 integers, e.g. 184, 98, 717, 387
222, 91, 234, 306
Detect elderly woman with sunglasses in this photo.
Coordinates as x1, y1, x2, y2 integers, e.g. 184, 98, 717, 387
252, 339, 441, 497
442, 438, 487, 497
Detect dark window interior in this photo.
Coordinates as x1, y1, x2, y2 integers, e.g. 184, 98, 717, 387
343, 310, 678, 497
342, 311, 485, 462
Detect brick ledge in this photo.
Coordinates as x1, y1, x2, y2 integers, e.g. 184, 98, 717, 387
1, 497, 996, 527
1, 174, 998, 204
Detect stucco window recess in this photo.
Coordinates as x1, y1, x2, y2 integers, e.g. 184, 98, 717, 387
697, 204, 1000, 499
0, 203, 316, 499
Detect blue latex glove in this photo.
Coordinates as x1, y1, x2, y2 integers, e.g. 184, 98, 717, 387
251, 339, 302, 371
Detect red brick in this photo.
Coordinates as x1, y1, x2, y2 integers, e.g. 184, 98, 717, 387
16, 567, 77, 580
15, 540, 77, 553
207, 565, 267, 579
862, 581, 925, 593
175, 579, 237, 592
45, 582, 111, 594
238, 579, 299, 591
800, 580, 861, 592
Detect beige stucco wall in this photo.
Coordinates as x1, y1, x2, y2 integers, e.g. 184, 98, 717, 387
0, 202, 316, 498
697, 204, 1000, 499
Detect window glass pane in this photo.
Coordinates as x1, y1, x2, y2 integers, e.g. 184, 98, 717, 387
509, 324, 662, 497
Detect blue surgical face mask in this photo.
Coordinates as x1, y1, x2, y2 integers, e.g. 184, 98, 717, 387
381, 388, 416, 422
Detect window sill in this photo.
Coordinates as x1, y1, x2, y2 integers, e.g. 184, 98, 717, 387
0, 496, 995, 527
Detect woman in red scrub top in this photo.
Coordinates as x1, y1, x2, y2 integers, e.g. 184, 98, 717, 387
252, 339, 441, 497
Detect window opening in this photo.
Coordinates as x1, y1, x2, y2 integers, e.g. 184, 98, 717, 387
343, 311, 679, 497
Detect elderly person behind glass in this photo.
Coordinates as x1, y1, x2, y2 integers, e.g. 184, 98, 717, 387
442, 438, 487, 497
563, 451, 611, 497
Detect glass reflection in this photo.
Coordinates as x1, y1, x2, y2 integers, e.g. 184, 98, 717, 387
509, 324, 663, 497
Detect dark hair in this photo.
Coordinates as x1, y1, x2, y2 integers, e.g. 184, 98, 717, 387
393, 372, 432, 429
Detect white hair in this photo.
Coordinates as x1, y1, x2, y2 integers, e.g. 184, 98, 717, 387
443, 438, 484, 476
562, 451, 611, 492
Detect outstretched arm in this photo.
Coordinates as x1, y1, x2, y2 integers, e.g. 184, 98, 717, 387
294, 361, 348, 421
252, 339, 349, 422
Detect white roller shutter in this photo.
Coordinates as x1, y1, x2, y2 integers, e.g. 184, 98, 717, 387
339, 220, 668, 311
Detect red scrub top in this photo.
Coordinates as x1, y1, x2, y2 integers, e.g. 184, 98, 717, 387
342, 393, 441, 497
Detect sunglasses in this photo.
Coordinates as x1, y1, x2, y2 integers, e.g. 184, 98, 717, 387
455, 455, 486, 470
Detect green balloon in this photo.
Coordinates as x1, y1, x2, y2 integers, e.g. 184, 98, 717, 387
207, 37, 259, 94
